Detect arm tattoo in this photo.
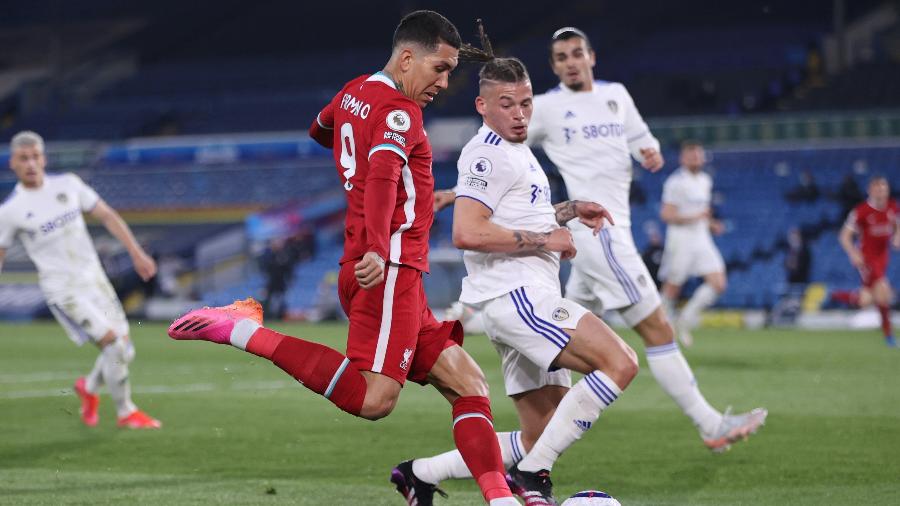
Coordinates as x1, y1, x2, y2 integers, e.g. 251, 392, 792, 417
553, 200, 579, 226
513, 230, 550, 250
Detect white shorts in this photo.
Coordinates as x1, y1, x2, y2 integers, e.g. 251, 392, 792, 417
479, 285, 590, 396
659, 235, 726, 286
46, 278, 129, 346
565, 227, 662, 328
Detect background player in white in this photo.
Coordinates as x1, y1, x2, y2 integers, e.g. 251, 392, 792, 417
400, 54, 638, 505
529, 26, 764, 452
0, 131, 161, 429
658, 141, 727, 346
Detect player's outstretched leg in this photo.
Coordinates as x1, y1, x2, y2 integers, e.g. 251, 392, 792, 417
635, 306, 767, 451
169, 298, 368, 418
395, 430, 526, 493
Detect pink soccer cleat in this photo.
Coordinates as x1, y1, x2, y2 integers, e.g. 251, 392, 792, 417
168, 298, 264, 343
73, 376, 99, 427
117, 410, 162, 429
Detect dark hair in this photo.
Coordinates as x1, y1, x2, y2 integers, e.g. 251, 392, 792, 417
479, 58, 530, 87
869, 174, 888, 186
550, 26, 592, 52
456, 19, 530, 86
680, 139, 704, 150
393, 10, 461, 51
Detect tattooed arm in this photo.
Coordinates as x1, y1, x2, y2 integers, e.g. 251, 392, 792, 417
553, 200, 579, 226
553, 200, 614, 234
454, 197, 576, 258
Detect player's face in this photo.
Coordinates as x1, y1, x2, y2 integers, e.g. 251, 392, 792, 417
550, 37, 595, 91
868, 178, 889, 204
407, 42, 459, 108
9, 144, 46, 188
680, 146, 706, 171
477, 80, 534, 143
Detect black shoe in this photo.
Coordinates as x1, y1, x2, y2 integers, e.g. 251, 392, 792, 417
390, 460, 448, 505
506, 464, 558, 505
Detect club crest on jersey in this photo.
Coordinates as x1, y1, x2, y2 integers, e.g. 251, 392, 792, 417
56, 193, 68, 204
400, 348, 413, 371
469, 157, 493, 177
607, 100, 618, 113
552, 307, 570, 321
387, 110, 411, 132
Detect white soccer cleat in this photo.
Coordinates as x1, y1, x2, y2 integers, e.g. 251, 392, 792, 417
675, 320, 694, 347
702, 407, 768, 453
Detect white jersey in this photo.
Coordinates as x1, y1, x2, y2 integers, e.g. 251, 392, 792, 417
0, 173, 109, 298
529, 80, 660, 228
455, 124, 561, 304
661, 167, 714, 241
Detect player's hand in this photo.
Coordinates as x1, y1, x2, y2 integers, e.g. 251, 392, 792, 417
892, 233, 900, 250
710, 219, 725, 235
575, 201, 615, 235
434, 190, 456, 212
545, 228, 577, 260
355, 252, 386, 290
132, 251, 157, 281
640, 148, 664, 172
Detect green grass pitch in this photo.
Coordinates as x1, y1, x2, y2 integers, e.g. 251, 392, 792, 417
1, 321, 898, 505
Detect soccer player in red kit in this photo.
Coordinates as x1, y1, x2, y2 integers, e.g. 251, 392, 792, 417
835, 176, 900, 347
167, 11, 518, 505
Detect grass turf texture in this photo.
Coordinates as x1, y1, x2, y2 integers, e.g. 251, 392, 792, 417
1, 321, 898, 505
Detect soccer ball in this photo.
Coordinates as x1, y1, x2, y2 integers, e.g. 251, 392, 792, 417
561, 490, 621, 506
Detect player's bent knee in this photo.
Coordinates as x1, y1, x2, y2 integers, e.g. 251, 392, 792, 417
604, 350, 639, 388
454, 371, 490, 398
360, 389, 400, 421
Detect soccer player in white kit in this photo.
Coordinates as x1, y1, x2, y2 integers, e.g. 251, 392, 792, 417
435, 27, 764, 457
658, 141, 727, 346
397, 54, 640, 505
0, 131, 161, 429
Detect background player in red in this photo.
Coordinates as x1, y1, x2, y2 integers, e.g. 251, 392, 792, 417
836, 176, 900, 347
167, 11, 518, 505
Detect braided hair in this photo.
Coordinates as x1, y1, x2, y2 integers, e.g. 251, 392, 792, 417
459, 19, 530, 88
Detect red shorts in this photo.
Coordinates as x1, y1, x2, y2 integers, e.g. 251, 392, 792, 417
860, 255, 888, 287
338, 262, 463, 386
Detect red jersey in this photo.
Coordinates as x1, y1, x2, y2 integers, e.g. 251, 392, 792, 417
846, 199, 898, 261
312, 73, 435, 272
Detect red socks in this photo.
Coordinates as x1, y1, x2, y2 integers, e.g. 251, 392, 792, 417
878, 305, 893, 338
247, 328, 367, 416
452, 396, 513, 502
831, 290, 860, 307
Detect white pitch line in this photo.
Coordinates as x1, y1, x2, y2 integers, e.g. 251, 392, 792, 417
0, 380, 294, 400
0, 371, 82, 384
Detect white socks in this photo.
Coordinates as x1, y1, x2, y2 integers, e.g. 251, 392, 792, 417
100, 339, 137, 418
517, 371, 621, 472
490, 498, 521, 505
412, 431, 525, 484
85, 354, 104, 393
679, 283, 718, 329
645, 342, 722, 435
